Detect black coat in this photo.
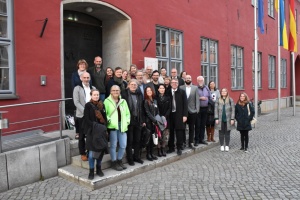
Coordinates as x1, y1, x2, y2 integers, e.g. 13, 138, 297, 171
121, 89, 145, 126
206, 100, 215, 126
157, 94, 171, 129
83, 102, 107, 151
170, 88, 188, 130
144, 99, 160, 131
235, 103, 255, 131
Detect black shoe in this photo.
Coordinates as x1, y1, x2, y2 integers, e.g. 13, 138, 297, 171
167, 149, 175, 153
96, 165, 104, 177
244, 148, 248, 152
112, 161, 123, 171
194, 143, 199, 147
128, 160, 135, 166
133, 158, 144, 164
146, 154, 153, 161
151, 154, 158, 160
157, 148, 162, 157
177, 149, 182, 155
161, 148, 166, 157
88, 168, 94, 180
118, 159, 127, 169
180, 145, 185, 150
200, 140, 208, 145
240, 147, 244, 150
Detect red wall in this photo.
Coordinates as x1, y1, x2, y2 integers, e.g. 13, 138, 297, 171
1, 0, 299, 134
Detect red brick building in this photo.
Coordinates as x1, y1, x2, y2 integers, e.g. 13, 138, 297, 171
1, 0, 300, 134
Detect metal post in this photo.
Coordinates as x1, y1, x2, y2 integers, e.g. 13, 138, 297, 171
59, 102, 62, 139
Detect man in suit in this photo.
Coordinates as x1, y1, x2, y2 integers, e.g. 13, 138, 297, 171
136, 70, 146, 98
168, 78, 188, 155
170, 68, 184, 86
146, 70, 160, 97
180, 75, 200, 149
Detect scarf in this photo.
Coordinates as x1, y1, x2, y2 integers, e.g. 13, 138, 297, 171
90, 100, 106, 124
113, 76, 125, 91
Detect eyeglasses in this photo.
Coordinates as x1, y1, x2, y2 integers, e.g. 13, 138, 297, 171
111, 90, 120, 92
171, 82, 178, 84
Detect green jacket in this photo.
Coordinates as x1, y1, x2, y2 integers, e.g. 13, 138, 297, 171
104, 95, 131, 132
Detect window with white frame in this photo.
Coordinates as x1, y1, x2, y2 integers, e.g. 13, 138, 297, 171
268, 0, 274, 18
268, 55, 276, 88
252, 51, 262, 88
201, 38, 218, 86
0, 0, 14, 97
156, 27, 183, 75
231, 45, 244, 89
280, 58, 287, 88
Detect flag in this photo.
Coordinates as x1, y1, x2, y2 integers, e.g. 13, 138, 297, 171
289, 0, 297, 52
277, 0, 289, 49
258, 0, 265, 34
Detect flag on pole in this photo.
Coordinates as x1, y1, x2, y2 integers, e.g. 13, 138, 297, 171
289, 0, 297, 52
258, 0, 265, 34
276, 0, 289, 49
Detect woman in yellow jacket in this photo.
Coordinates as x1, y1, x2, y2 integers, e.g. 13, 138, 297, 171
104, 85, 131, 171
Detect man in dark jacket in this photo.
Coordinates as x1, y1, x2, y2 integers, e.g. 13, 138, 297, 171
121, 79, 146, 165
168, 78, 188, 155
88, 56, 106, 101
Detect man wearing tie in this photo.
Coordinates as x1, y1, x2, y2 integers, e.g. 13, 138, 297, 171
180, 75, 200, 149
167, 78, 188, 155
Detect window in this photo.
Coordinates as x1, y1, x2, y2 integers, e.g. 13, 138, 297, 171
201, 38, 218, 86
268, 0, 274, 18
280, 58, 287, 88
156, 27, 183, 75
231, 45, 244, 89
268, 55, 276, 88
0, 0, 15, 98
252, 51, 262, 88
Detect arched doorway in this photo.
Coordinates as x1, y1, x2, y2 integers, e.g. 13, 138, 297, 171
61, 0, 132, 114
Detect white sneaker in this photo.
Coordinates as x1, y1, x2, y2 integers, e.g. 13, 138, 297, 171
225, 146, 229, 152
220, 146, 224, 151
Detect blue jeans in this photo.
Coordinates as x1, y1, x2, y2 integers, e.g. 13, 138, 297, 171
100, 94, 106, 102
110, 124, 127, 161
88, 151, 103, 169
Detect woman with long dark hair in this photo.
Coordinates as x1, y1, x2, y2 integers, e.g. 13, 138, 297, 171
144, 86, 159, 161
235, 92, 254, 152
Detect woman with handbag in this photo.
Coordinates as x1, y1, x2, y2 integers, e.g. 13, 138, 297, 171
83, 89, 107, 180
157, 84, 171, 157
214, 88, 235, 152
144, 86, 160, 161
104, 85, 131, 171
235, 92, 255, 153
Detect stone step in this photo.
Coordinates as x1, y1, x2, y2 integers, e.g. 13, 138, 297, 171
296, 101, 300, 107
59, 141, 219, 190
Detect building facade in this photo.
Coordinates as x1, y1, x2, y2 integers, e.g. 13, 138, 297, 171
1, 0, 300, 134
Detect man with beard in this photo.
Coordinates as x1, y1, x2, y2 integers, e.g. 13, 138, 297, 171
136, 70, 146, 98
195, 76, 211, 146
121, 79, 146, 165
146, 70, 160, 97
180, 75, 200, 149
88, 56, 106, 102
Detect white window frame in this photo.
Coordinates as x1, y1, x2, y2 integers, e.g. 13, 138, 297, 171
268, 55, 276, 89
201, 38, 218, 86
156, 26, 183, 75
252, 51, 262, 88
231, 45, 244, 89
0, 0, 15, 99
280, 58, 287, 88
268, 0, 274, 18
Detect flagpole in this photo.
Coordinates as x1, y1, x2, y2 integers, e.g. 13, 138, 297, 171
254, 0, 258, 121
277, 1, 281, 121
292, 52, 296, 116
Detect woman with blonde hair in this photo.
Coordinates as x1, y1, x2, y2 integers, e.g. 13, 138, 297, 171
235, 92, 254, 152
214, 88, 235, 152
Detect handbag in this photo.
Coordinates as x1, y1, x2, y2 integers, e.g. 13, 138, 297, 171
152, 133, 158, 145
247, 103, 257, 125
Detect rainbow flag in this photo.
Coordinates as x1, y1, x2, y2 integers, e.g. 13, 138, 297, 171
289, 0, 297, 52
275, 0, 289, 49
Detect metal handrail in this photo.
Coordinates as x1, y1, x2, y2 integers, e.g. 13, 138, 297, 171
0, 98, 72, 153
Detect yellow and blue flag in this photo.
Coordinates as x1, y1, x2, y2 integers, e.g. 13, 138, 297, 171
275, 0, 289, 49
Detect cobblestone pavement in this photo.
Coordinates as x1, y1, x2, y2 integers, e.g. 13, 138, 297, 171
1, 107, 300, 200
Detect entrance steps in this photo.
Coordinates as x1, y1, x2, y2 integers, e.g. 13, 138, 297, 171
58, 142, 218, 190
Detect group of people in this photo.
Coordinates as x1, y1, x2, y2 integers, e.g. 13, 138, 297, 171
72, 56, 255, 180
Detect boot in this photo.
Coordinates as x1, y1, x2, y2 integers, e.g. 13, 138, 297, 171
150, 147, 158, 160
117, 159, 127, 170
88, 168, 94, 180
206, 127, 211, 142
211, 129, 215, 142
157, 148, 162, 157
146, 146, 153, 161
161, 147, 166, 157
112, 160, 123, 171
96, 165, 104, 177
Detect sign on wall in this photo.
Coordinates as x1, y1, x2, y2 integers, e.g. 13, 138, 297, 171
144, 57, 158, 70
